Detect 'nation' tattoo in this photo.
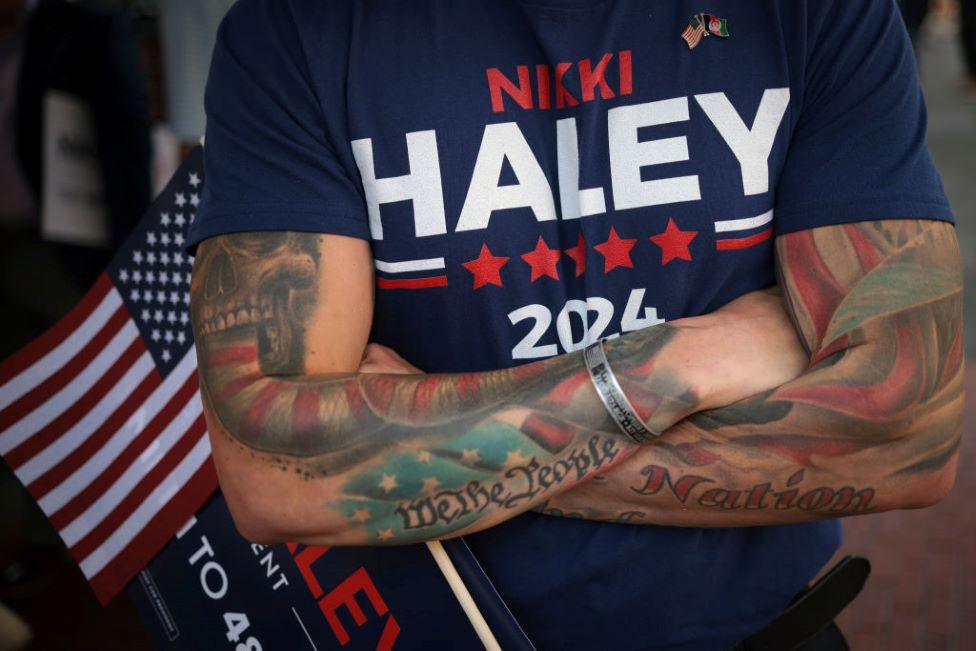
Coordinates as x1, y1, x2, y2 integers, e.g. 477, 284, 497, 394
540, 219, 964, 526
191, 232, 703, 543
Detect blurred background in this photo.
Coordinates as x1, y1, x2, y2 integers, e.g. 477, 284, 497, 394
0, 0, 972, 649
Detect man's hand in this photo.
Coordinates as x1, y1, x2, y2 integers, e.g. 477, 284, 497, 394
665, 287, 808, 412
358, 343, 423, 375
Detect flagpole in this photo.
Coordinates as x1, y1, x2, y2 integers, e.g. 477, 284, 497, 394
426, 540, 502, 651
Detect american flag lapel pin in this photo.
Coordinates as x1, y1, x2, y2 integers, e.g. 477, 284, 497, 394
681, 12, 729, 50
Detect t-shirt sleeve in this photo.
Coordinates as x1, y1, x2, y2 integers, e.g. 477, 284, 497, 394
186, 0, 368, 250
774, 0, 954, 234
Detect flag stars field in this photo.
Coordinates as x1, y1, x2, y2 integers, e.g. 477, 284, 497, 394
503, 449, 532, 469
379, 473, 399, 493
0, 149, 217, 603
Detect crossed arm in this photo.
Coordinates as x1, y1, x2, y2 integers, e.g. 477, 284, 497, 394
540, 220, 963, 525
190, 218, 962, 545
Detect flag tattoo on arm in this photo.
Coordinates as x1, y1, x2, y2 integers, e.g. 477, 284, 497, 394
190, 230, 716, 545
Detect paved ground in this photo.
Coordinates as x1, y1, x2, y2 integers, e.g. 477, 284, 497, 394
835, 16, 976, 651
918, 16, 976, 355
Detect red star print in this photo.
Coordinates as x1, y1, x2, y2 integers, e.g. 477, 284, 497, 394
593, 227, 637, 273
521, 236, 561, 282
649, 218, 698, 265
563, 233, 587, 277
462, 243, 509, 289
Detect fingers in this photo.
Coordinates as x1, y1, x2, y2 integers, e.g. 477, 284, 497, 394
359, 343, 424, 374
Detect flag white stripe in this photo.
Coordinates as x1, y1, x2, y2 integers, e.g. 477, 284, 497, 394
80, 433, 211, 579
38, 350, 198, 515
60, 393, 203, 546
374, 257, 446, 273
0, 321, 139, 455
714, 209, 774, 233
0, 289, 123, 412
17, 352, 155, 487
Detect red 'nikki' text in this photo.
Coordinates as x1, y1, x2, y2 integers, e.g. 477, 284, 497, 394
487, 51, 633, 112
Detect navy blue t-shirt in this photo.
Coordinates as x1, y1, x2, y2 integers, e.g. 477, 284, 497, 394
190, 1, 953, 648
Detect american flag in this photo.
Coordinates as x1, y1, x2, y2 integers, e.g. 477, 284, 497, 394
0, 148, 217, 603
681, 14, 706, 50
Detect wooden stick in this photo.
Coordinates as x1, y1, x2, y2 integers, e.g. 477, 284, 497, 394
426, 540, 502, 651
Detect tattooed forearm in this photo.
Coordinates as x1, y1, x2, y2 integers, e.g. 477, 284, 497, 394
542, 219, 964, 526
391, 435, 621, 536
193, 232, 752, 545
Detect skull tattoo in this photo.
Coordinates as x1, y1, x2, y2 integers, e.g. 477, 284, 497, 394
193, 232, 319, 375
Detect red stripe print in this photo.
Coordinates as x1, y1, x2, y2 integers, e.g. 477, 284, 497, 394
376, 276, 448, 290
6, 336, 146, 469
47, 373, 200, 529
86, 453, 217, 604
208, 345, 257, 367
784, 230, 847, 345
749, 435, 869, 467
409, 377, 441, 419
292, 385, 322, 442
69, 417, 207, 561
28, 369, 163, 500
455, 373, 481, 403
217, 371, 264, 401
0, 306, 130, 435
777, 319, 924, 419
0, 274, 112, 387
545, 372, 590, 407
716, 228, 773, 251
244, 381, 284, 429
523, 414, 575, 453
843, 223, 884, 272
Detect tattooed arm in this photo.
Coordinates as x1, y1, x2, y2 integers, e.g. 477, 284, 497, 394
540, 219, 963, 526
191, 232, 803, 545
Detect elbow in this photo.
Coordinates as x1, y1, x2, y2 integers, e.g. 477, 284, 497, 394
217, 462, 355, 547
222, 482, 290, 546
899, 451, 959, 510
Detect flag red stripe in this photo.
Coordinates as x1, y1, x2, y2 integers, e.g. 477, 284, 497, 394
69, 416, 207, 561
209, 345, 258, 367
5, 335, 145, 469
86, 455, 217, 605
44, 373, 199, 528
716, 228, 774, 251
244, 381, 283, 429
0, 305, 130, 436
0, 274, 113, 387
376, 275, 449, 290
219, 371, 263, 401
29, 368, 163, 501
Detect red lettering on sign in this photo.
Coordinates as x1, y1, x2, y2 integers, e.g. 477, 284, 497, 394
293, 545, 330, 598
318, 567, 398, 647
